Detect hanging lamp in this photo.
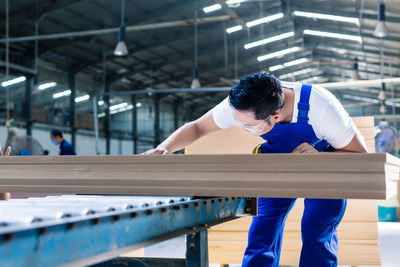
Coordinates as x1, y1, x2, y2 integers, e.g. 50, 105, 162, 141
114, 0, 129, 56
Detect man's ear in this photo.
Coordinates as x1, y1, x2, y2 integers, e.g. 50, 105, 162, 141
272, 109, 282, 122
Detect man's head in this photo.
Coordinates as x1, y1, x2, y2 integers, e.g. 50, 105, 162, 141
229, 72, 285, 135
50, 129, 64, 145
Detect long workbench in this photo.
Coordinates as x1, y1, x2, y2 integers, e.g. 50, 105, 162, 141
0, 195, 252, 267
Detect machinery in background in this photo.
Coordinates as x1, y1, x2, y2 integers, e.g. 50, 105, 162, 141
5, 127, 44, 156
9, 135, 44, 156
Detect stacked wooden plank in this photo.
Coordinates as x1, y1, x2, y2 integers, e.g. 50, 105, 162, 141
352, 116, 375, 150
0, 153, 397, 199
398, 180, 400, 219
208, 200, 381, 266
185, 117, 388, 266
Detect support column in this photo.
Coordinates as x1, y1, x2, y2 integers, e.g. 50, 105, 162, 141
104, 82, 111, 155
131, 95, 138, 154
174, 98, 180, 131
25, 75, 32, 136
68, 72, 76, 149
102, 51, 111, 155
154, 95, 160, 147
186, 230, 209, 267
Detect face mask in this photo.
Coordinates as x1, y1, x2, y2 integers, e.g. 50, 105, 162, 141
51, 139, 58, 146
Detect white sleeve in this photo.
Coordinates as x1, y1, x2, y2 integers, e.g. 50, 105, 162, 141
318, 99, 357, 149
211, 97, 240, 129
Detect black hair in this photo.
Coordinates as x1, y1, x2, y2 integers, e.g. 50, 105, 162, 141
51, 129, 63, 138
229, 72, 284, 120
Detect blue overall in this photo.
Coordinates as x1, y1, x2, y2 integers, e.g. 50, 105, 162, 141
242, 84, 347, 267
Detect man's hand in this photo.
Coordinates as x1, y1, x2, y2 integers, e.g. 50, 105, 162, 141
292, 142, 319, 153
0, 145, 11, 156
141, 147, 169, 155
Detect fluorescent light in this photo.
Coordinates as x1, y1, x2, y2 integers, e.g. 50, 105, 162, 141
269, 65, 284, 72
227, 13, 284, 34
342, 94, 379, 104
316, 46, 347, 54
52, 90, 71, 99
203, 4, 221, 13
244, 32, 294, 49
110, 104, 134, 115
246, 13, 284, 27
299, 76, 328, 83
136, 102, 142, 108
38, 82, 57, 90
303, 30, 362, 43
226, 25, 243, 34
1, 76, 26, 87
279, 68, 319, 79
226, 0, 247, 4
98, 100, 104, 105
98, 104, 134, 117
109, 102, 128, 111
257, 47, 301, 62
75, 94, 90, 103
284, 58, 309, 67
269, 58, 310, 72
293, 11, 359, 25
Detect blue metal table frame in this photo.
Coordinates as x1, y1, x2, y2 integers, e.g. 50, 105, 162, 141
0, 197, 253, 267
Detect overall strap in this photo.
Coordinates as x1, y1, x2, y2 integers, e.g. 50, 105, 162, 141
297, 84, 312, 124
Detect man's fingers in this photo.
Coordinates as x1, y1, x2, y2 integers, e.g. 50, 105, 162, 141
292, 142, 319, 154
141, 148, 167, 155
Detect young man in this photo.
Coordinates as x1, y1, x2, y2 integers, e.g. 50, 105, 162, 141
50, 129, 76, 155
143, 72, 367, 266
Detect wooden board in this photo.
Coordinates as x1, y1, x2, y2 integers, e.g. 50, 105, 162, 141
185, 126, 263, 154
0, 153, 398, 199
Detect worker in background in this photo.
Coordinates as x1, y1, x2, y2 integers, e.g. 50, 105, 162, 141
143, 72, 367, 267
50, 129, 76, 155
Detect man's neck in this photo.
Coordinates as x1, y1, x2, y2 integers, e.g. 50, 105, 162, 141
278, 87, 294, 123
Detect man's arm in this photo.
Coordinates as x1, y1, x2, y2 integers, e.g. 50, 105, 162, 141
142, 110, 221, 155
335, 129, 368, 153
292, 131, 367, 154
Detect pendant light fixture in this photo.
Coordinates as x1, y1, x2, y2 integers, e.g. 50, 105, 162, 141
374, 2, 389, 38
114, 0, 129, 56
190, 0, 201, 89
379, 83, 387, 114
351, 57, 361, 80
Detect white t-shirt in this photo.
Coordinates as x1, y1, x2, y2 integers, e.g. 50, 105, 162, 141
212, 81, 358, 149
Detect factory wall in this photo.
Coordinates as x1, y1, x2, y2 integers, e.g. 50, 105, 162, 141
0, 125, 134, 156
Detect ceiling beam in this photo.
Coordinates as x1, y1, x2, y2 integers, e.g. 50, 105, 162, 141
290, 4, 400, 24
0, 0, 88, 31
215, 0, 248, 30
68, 6, 287, 72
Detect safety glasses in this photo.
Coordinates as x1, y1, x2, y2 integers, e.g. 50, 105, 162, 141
232, 110, 272, 134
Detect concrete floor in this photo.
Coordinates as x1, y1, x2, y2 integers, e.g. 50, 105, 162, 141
144, 221, 400, 267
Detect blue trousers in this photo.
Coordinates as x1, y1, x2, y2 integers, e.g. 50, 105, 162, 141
242, 198, 347, 267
